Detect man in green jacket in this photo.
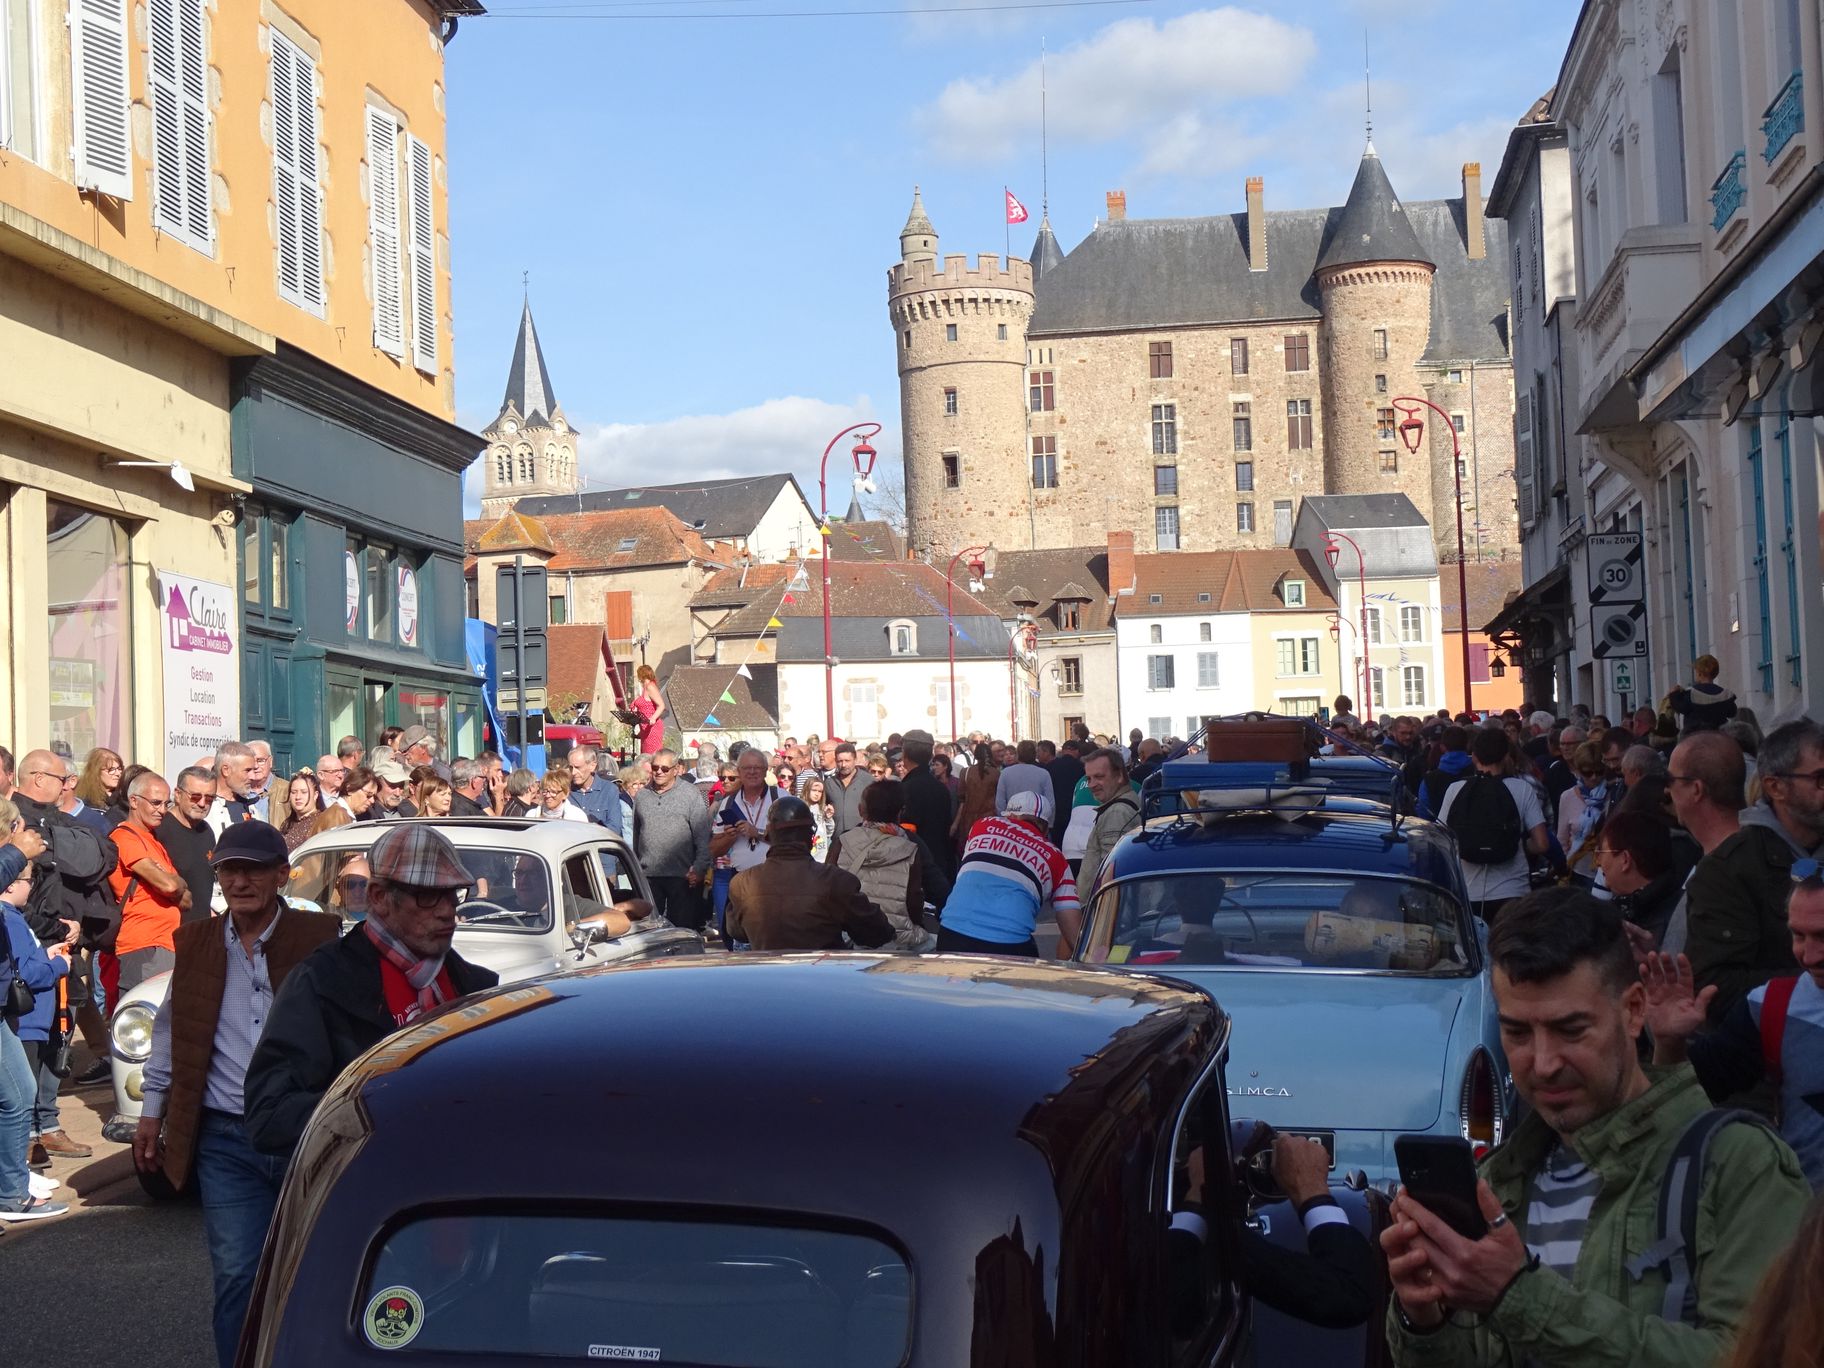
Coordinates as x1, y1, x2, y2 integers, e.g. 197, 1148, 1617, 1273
1382, 887, 1807, 1368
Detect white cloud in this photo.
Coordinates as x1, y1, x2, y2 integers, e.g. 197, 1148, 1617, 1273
916, 8, 1318, 165
463, 395, 902, 520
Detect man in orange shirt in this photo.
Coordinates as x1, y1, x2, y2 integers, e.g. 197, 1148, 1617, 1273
105, 773, 191, 1002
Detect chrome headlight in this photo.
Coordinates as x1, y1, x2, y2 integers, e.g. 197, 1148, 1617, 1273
111, 1004, 156, 1063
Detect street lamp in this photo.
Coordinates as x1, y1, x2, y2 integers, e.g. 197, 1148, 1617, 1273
1394, 395, 1474, 716
1008, 619, 1038, 743
818, 422, 882, 739
1323, 530, 1374, 717
945, 544, 991, 742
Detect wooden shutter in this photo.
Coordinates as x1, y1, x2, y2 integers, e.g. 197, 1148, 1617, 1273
148, 0, 211, 250
1516, 392, 1537, 529
367, 107, 404, 357
70, 0, 133, 199
406, 132, 437, 373
271, 32, 323, 313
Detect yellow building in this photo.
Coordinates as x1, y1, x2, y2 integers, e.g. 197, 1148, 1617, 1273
0, 0, 482, 772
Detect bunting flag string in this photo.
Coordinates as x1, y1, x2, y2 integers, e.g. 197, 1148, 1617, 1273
687, 563, 802, 748
719, 690, 737, 704
736, 664, 754, 680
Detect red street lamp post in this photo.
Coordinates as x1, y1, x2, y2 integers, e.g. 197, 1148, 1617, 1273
1008, 620, 1038, 743
818, 422, 881, 740
946, 544, 990, 742
1394, 396, 1474, 717
1323, 531, 1375, 715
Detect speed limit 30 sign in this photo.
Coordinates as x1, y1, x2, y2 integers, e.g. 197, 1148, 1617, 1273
1587, 533, 1643, 604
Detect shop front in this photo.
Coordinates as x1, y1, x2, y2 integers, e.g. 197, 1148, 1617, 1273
234, 347, 483, 774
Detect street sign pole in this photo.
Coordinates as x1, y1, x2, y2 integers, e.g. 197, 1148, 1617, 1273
514, 553, 527, 753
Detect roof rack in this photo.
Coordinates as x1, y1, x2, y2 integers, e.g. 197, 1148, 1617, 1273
1139, 715, 1409, 829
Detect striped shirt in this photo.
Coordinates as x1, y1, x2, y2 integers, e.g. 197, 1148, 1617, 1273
941, 816, 1078, 946
1523, 1141, 1601, 1280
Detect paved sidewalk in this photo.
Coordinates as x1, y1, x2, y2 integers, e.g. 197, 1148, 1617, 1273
17, 1044, 140, 1217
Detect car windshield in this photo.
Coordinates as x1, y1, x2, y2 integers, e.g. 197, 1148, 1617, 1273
360, 1211, 910, 1365
288, 844, 555, 934
1083, 872, 1472, 976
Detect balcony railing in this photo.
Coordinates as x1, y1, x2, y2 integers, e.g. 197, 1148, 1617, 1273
1710, 151, 1747, 231
1763, 71, 1804, 164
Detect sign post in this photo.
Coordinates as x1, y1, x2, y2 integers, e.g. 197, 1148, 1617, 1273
494, 560, 549, 769
1586, 533, 1648, 706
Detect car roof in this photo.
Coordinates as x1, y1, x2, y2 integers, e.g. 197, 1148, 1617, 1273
292, 816, 630, 860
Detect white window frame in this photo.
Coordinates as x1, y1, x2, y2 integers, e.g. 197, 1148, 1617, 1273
0, 0, 42, 161
1402, 665, 1426, 707
1146, 654, 1175, 691
70, 0, 131, 197
1400, 605, 1424, 642
1146, 716, 1171, 740
1369, 665, 1386, 710
148, 0, 212, 253
1297, 636, 1320, 675
405, 132, 438, 373
271, 28, 324, 315
887, 619, 917, 656
1284, 579, 1305, 607
1149, 623, 1162, 645
1364, 606, 1383, 644
1196, 652, 1219, 689
1058, 656, 1083, 697
367, 105, 406, 358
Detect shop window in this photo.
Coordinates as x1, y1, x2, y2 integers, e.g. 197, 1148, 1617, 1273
47, 500, 132, 764
269, 518, 289, 611
366, 545, 393, 643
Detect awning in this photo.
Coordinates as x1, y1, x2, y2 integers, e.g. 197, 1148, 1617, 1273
1482, 563, 1569, 637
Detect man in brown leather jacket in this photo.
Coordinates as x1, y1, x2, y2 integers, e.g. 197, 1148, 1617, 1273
131, 821, 339, 1368
726, 796, 894, 952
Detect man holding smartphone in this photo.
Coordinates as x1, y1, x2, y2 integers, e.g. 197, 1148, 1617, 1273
1381, 888, 1808, 1367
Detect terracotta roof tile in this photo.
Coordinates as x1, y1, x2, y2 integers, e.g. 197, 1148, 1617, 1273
546, 625, 611, 706
663, 665, 779, 731
475, 508, 556, 555
1440, 558, 1524, 633
715, 560, 998, 637
826, 520, 906, 563
1129, 549, 1338, 615
465, 505, 711, 572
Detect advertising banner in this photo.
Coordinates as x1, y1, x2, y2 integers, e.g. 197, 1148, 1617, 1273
159, 572, 240, 767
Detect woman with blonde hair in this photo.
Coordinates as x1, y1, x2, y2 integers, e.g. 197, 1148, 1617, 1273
279, 770, 322, 852
74, 748, 125, 811
631, 664, 667, 757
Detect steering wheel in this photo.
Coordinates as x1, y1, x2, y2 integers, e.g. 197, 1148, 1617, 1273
456, 900, 524, 925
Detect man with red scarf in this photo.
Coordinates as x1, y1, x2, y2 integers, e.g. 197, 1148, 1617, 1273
243, 825, 497, 1159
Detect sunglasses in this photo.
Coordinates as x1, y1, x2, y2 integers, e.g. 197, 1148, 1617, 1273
650, 764, 675, 773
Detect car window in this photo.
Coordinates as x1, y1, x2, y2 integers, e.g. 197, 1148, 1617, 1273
1167, 1062, 1242, 1366
360, 1211, 911, 1365
289, 844, 554, 934
1085, 873, 1471, 975
596, 849, 639, 900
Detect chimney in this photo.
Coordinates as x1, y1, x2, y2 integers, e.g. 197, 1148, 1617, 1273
1462, 162, 1486, 260
1246, 176, 1267, 271
1105, 190, 1127, 223
1107, 530, 1136, 597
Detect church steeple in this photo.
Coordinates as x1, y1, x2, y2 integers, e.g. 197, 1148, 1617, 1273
479, 295, 579, 520
501, 297, 561, 426
900, 186, 938, 267
1317, 145, 1433, 274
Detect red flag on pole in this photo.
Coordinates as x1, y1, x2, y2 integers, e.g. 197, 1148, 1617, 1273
1005, 189, 1030, 225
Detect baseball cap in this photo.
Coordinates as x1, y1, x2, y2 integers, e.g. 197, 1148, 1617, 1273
369, 824, 473, 891
209, 821, 290, 867
1001, 791, 1051, 824
373, 758, 410, 785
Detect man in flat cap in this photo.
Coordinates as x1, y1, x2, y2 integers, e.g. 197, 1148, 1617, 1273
244, 824, 497, 1159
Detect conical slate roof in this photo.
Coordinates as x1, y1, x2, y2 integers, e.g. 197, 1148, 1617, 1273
1316, 145, 1433, 273
1030, 217, 1064, 282
902, 186, 935, 238
502, 299, 560, 425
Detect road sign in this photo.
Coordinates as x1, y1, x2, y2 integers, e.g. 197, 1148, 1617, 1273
1610, 658, 1636, 695
1587, 533, 1644, 604
1590, 601, 1648, 658
497, 635, 548, 689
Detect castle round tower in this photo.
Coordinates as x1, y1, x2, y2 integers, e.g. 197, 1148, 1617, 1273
480, 298, 579, 521
1315, 145, 1438, 525
888, 189, 1034, 559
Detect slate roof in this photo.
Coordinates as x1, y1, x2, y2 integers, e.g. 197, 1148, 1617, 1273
1316, 146, 1433, 273
510, 473, 810, 542
1030, 219, 1064, 282
463, 505, 710, 573
1028, 153, 1510, 364
988, 547, 1116, 633
501, 300, 560, 425
1129, 549, 1338, 617
1297, 493, 1429, 530
664, 665, 780, 731
1439, 558, 1524, 634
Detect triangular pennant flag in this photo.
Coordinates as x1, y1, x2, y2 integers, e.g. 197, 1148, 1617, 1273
719, 690, 736, 704
767, 617, 783, 629
704, 713, 721, 727
782, 594, 795, 604
819, 524, 832, 537
736, 664, 754, 680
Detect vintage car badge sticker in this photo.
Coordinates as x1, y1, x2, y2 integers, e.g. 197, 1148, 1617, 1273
587, 1346, 662, 1361
364, 1286, 426, 1350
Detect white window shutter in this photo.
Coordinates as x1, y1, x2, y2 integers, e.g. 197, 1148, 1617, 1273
367, 107, 405, 357
406, 133, 437, 374
70, 0, 133, 199
271, 32, 323, 313
147, 0, 210, 251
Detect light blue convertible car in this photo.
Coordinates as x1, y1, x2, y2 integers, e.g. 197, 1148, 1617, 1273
1076, 722, 1513, 1191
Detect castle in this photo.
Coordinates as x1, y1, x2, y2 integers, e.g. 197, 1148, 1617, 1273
479, 298, 580, 520
889, 146, 1520, 564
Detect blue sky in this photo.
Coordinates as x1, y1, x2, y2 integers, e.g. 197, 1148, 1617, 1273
447, 0, 1583, 516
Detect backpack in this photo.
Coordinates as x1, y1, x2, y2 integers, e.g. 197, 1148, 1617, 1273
1445, 774, 1524, 865
1759, 976, 1799, 1086
1625, 1109, 1777, 1325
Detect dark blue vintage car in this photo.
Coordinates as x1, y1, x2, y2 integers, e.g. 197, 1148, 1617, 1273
236, 954, 1385, 1367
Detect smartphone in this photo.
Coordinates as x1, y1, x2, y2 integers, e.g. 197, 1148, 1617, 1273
1394, 1134, 1488, 1240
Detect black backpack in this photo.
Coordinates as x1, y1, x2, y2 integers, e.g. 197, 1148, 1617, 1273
1446, 774, 1523, 865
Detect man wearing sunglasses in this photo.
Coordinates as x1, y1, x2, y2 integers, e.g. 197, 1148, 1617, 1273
158, 766, 221, 924
244, 824, 497, 1162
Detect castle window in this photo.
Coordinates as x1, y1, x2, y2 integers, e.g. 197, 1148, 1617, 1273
1232, 402, 1252, 451
1286, 400, 1313, 450
943, 387, 958, 416
997, 324, 1008, 340
1273, 500, 1292, 545
1446, 370, 1463, 384
1451, 413, 1466, 433
1149, 341, 1173, 378
1237, 502, 1255, 533
1377, 407, 1397, 440
903, 329, 911, 349
1151, 404, 1177, 455
942, 454, 960, 488
945, 323, 958, 342
1380, 450, 1399, 474
1155, 506, 1180, 551
1153, 465, 1178, 497
1231, 338, 1249, 375
1235, 461, 1254, 491
1284, 334, 1310, 372
1376, 374, 1388, 393
1029, 370, 1055, 412
1374, 329, 1389, 359
1457, 457, 1468, 480
1031, 436, 1058, 489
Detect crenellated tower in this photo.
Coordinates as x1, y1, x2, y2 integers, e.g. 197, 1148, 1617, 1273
888, 189, 1035, 559
480, 297, 579, 520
